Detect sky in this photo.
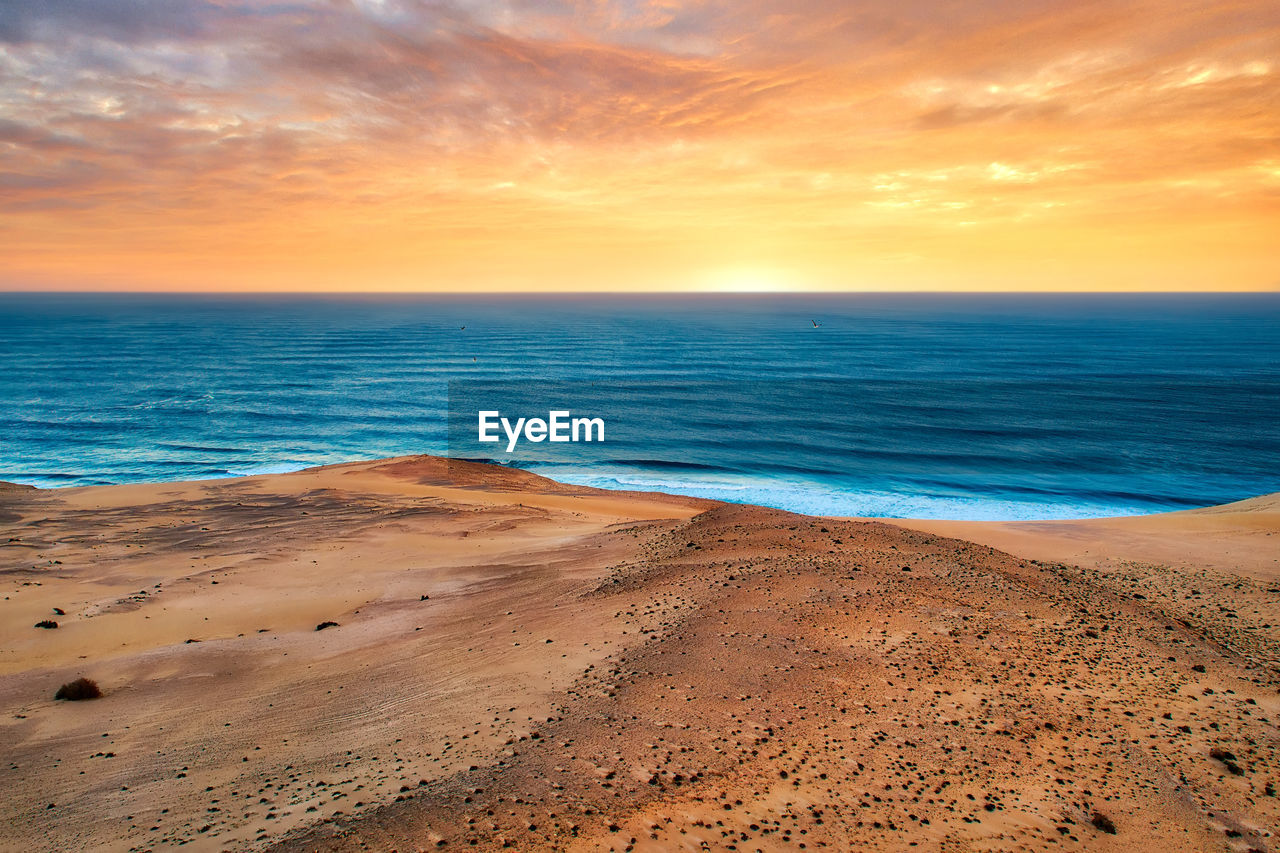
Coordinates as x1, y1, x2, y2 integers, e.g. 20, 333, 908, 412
1, 0, 1277, 292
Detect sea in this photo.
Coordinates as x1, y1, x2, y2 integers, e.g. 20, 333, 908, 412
2, 292, 1278, 520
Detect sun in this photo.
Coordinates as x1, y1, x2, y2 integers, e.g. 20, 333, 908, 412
701, 267, 795, 292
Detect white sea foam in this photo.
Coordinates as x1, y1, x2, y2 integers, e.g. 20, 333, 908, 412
223, 463, 313, 478
540, 467, 1154, 521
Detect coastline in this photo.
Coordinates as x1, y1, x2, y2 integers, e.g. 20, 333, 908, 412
2, 455, 1277, 851
3, 457, 1252, 523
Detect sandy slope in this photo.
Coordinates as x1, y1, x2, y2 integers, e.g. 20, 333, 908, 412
1, 460, 1277, 852
884, 494, 1280, 581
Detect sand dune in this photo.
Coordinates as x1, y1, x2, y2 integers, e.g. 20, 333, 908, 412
2, 458, 1277, 852
885, 494, 1280, 581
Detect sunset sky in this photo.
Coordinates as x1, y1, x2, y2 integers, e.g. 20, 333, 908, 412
1, 0, 1277, 292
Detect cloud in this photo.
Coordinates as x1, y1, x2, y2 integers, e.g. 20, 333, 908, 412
0, 117, 88, 150
0, 0, 1277, 289
0, 0, 241, 44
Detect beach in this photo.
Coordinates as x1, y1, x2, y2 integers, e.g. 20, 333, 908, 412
1, 456, 1277, 851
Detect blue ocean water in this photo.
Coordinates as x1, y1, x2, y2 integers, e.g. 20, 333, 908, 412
2, 293, 1278, 520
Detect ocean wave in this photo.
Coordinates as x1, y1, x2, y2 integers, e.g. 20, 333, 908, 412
156, 443, 249, 453
223, 462, 315, 478
605, 458, 731, 472
547, 468, 1162, 521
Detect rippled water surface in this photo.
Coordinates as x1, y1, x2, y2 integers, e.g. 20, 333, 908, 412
3, 293, 1277, 519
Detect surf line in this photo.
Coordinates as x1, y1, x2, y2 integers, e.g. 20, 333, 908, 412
478, 410, 605, 453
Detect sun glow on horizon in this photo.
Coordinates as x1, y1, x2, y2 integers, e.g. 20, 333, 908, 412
700, 268, 801, 293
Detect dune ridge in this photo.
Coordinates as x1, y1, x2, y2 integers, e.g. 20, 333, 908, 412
1, 456, 1277, 852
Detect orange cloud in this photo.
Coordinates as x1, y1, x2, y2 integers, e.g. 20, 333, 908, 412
1, 0, 1277, 291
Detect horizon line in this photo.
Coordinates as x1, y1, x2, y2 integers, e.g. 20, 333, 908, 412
3, 289, 1279, 297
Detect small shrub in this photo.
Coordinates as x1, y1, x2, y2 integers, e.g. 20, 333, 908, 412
1090, 811, 1116, 834
1211, 748, 1244, 775
315, 621, 339, 631
55, 678, 102, 701
52, 607, 65, 615
34, 620, 58, 629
